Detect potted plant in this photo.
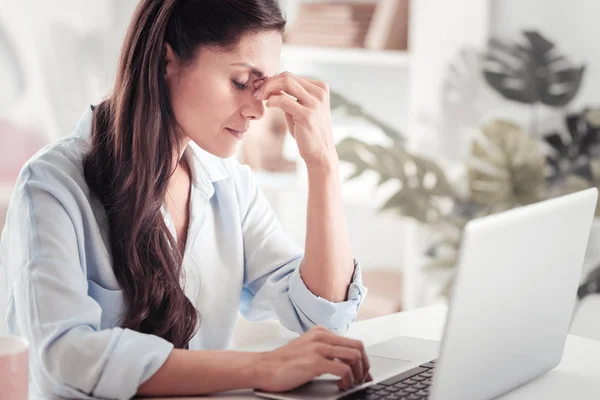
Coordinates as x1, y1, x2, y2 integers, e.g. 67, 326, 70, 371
333, 30, 600, 299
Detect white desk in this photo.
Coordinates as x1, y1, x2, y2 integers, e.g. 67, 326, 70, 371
148, 305, 600, 399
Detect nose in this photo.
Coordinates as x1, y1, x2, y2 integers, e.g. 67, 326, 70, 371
240, 94, 266, 120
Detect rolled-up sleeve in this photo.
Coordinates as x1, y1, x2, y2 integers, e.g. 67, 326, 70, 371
3, 163, 173, 400
287, 259, 365, 334
236, 165, 367, 335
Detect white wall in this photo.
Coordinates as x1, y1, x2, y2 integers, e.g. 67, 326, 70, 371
0, 0, 136, 139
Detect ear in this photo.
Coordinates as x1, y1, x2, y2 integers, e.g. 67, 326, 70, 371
164, 43, 178, 78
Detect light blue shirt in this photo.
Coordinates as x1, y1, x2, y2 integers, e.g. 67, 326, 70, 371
1, 106, 366, 400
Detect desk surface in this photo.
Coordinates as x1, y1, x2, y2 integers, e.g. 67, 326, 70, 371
146, 305, 600, 400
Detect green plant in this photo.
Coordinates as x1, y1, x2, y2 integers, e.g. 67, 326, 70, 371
543, 108, 600, 216
336, 119, 549, 297
327, 86, 405, 145
336, 138, 461, 225
331, 30, 597, 299
468, 120, 546, 212
545, 108, 600, 184
483, 31, 585, 137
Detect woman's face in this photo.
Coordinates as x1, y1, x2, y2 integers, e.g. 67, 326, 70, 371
165, 31, 283, 158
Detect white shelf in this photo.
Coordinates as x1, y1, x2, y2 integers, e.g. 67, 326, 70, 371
281, 44, 411, 67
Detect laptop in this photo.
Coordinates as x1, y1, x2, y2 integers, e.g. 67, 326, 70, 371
254, 188, 598, 400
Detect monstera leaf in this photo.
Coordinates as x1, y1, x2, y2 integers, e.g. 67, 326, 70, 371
544, 108, 600, 183
468, 120, 546, 211
336, 138, 460, 224
328, 88, 405, 144
483, 31, 585, 107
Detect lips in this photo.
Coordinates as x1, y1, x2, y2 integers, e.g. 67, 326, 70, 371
226, 127, 247, 139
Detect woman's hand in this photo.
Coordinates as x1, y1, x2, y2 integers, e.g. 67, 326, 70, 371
253, 72, 337, 169
255, 326, 372, 393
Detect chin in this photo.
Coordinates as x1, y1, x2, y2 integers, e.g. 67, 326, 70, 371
204, 143, 239, 159
220, 147, 239, 159
187, 132, 240, 159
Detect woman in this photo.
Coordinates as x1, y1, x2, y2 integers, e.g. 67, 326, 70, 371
1, 0, 370, 398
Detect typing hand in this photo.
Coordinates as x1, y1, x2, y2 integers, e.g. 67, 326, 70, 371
255, 325, 372, 392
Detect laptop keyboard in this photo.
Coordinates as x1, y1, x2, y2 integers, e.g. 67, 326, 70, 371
341, 360, 437, 400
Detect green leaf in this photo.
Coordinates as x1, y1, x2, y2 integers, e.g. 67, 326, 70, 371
586, 108, 600, 127
483, 31, 585, 107
336, 137, 461, 224
468, 120, 546, 210
590, 158, 600, 182
381, 189, 442, 224
422, 256, 458, 271
428, 236, 462, 253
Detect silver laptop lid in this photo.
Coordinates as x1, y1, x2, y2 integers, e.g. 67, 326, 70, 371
430, 188, 598, 400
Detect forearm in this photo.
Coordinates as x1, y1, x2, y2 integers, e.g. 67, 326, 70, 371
302, 159, 355, 302
138, 348, 260, 396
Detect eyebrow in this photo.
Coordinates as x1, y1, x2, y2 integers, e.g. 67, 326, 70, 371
230, 62, 265, 78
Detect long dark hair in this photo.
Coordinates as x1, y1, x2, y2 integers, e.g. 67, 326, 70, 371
83, 0, 286, 348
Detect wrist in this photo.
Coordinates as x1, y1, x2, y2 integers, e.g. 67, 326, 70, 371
249, 352, 269, 390
304, 152, 339, 176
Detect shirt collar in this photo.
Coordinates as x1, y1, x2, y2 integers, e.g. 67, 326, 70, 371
185, 141, 230, 184
76, 105, 230, 186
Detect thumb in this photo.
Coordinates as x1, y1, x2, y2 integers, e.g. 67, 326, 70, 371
284, 112, 295, 138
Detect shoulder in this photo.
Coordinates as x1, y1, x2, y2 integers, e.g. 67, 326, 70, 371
18, 134, 89, 192
11, 133, 92, 215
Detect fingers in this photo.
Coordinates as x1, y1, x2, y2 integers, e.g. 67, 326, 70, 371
332, 336, 371, 380
317, 360, 355, 390
253, 78, 306, 124
314, 328, 371, 381
254, 74, 313, 105
253, 72, 329, 105
292, 75, 329, 101
308, 327, 371, 384
283, 112, 295, 138
264, 94, 307, 121
318, 344, 364, 386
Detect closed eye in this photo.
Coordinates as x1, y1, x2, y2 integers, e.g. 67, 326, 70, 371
232, 80, 248, 91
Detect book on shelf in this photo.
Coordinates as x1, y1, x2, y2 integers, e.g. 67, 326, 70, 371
283, 0, 410, 52
293, 1, 376, 19
284, 1, 376, 49
364, 0, 410, 51
284, 35, 365, 48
